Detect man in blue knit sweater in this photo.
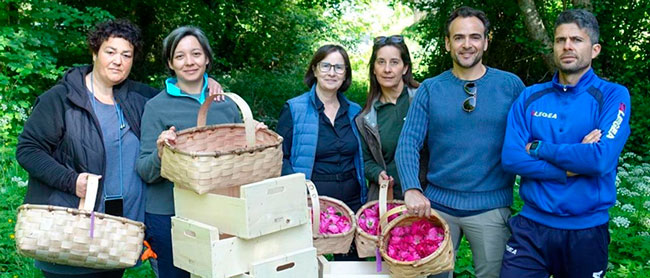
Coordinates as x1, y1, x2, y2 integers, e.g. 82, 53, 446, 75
395, 6, 525, 278
500, 9, 630, 278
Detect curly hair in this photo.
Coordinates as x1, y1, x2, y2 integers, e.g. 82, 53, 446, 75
87, 19, 143, 57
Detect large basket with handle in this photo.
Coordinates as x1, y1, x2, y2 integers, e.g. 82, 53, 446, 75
378, 206, 454, 278
306, 180, 356, 255
354, 179, 405, 258
14, 176, 145, 269
161, 93, 283, 194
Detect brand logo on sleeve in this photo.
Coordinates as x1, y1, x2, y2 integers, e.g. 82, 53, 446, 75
606, 103, 626, 139
531, 110, 558, 119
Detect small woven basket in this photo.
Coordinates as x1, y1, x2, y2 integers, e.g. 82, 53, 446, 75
306, 180, 356, 255
378, 206, 454, 278
161, 93, 283, 194
355, 179, 404, 258
14, 176, 145, 269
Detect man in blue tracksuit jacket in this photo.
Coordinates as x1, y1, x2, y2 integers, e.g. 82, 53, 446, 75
500, 9, 630, 278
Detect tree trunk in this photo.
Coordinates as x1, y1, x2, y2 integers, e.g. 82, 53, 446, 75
572, 0, 593, 10
517, 0, 555, 73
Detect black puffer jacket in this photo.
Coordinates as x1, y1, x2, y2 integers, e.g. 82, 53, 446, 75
16, 66, 157, 209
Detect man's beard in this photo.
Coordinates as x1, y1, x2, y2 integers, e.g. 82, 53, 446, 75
452, 51, 483, 69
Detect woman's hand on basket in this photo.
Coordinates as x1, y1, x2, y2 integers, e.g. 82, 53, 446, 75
75, 173, 102, 198
157, 126, 177, 159
206, 77, 226, 102
253, 120, 267, 130
404, 189, 431, 218
379, 171, 395, 187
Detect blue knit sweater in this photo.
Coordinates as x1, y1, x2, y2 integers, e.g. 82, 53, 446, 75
396, 67, 525, 211
501, 68, 630, 229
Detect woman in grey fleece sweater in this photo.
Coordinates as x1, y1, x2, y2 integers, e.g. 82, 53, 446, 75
136, 26, 242, 278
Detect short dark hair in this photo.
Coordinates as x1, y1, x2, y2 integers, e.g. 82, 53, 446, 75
87, 19, 143, 57
554, 9, 600, 44
304, 45, 352, 92
162, 26, 215, 76
445, 6, 490, 38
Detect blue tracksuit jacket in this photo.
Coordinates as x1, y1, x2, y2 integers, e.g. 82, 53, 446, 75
501, 68, 630, 229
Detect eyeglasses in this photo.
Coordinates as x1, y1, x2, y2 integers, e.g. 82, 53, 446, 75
463, 82, 477, 112
374, 35, 404, 45
318, 62, 345, 74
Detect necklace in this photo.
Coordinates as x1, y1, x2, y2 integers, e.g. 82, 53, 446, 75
89, 72, 125, 200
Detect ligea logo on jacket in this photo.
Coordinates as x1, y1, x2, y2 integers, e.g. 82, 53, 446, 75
531, 110, 558, 119
606, 103, 626, 139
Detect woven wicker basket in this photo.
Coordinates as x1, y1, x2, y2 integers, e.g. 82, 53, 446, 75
161, 93, 283, 194
355, 179, 404, 258
378, 206, 454, 277
306, 180, 356, 255
14, 176, 145, 269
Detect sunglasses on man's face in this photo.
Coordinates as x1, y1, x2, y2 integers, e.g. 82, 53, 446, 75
374, 35, 404, 45
463, 82, 477, 112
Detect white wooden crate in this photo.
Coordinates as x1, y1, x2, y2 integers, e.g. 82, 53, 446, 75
318, 255, 391, 278
174, 173, 309, 239
192, 248, 318, 278
172, 216, 315, 278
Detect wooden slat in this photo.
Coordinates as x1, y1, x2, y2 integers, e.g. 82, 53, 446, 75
172, 217, 313, 278
174, 174, 309, 239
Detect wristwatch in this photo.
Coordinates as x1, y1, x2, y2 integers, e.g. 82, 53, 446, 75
529, 140, 542, 158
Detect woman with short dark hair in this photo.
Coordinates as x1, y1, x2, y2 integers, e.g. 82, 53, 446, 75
136, 26, 248, 278
16, 19, 152, 278
277, 44, 366, 213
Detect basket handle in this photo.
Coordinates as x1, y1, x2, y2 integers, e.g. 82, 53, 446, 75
306, 180, 320, 236
378, 179, 390, 217
78, 175, 99, 211
196, 93, 256, 147
379, 205, 408, 234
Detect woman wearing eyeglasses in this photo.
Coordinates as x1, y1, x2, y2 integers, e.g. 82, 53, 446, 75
355, 35, 426, 201
277, 44, 367, 214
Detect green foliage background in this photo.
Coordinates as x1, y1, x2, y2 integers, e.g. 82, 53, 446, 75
1, 0, 649, 277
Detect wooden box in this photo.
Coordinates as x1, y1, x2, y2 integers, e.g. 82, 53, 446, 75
172, 216, 316, 278
318, 255, 391, 278
174, 174, 309, 239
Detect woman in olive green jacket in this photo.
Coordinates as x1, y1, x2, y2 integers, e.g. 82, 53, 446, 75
356, 35, 427, 201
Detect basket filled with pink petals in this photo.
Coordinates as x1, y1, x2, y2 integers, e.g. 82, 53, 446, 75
306, 180, 356, 255
378, 206, 454, 278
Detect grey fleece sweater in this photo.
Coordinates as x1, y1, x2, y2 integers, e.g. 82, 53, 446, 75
136, 83, 241, 215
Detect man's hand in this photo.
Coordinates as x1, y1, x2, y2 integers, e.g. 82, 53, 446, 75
581, 129, 601, 144
404, 189, 431, 218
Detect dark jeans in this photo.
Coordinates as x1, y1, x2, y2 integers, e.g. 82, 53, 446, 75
145, 212, 190, 278
43, 270, 125, 278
